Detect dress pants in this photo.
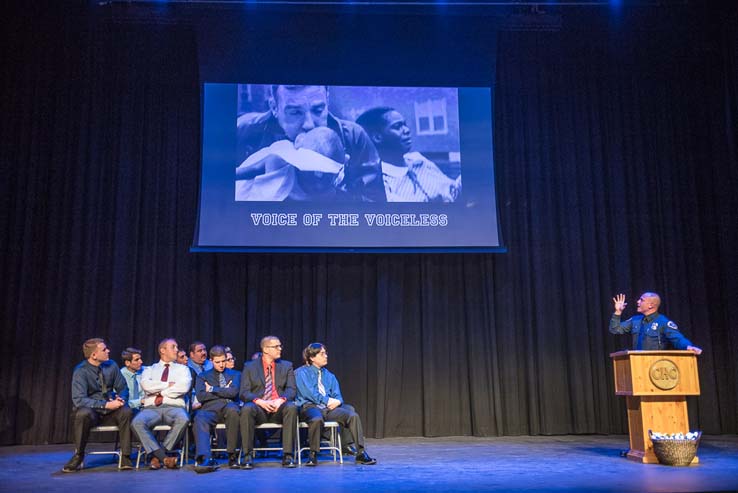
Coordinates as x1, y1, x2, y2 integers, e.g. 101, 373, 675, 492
300, 403, 364, 453
72, 406, 133, 456
131, 406, 189, 454
239, 401, 297, 455
193, 402, 240, 459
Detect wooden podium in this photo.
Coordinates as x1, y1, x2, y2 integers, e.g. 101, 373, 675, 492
610, 350, 700, 464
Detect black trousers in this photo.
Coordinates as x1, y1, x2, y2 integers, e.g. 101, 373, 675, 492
300, 403, 365, 453
239, 401, 297, 455
72, 406, 133, 456
193, 403, 240, 459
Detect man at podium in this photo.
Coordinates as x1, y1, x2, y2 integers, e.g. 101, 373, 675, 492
610, 292, 702, 353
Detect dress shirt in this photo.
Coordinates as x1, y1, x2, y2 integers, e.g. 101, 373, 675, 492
120, 366, 144, 410
382, 152, 460, 202
187, 359, 213, 376
71, 360, 129, 412
140, 360, 191, 408
262, 358, 280, 401
295, 364, 344, 408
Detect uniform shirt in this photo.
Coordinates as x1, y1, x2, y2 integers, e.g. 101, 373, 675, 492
609, 312, 694, 350
294, 364, 344, 408
71, 360, 129, 412
140, 360, 192, 408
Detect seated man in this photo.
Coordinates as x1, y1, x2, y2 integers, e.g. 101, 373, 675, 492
193, 345, 242, 471
63, 338, 133, 472
239, 336, 298, 469
120, 347, 145, 413
295, 343, 376, 466
131, 338, 191, 470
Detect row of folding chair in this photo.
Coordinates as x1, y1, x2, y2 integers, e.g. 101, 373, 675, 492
86, 420, 343, 468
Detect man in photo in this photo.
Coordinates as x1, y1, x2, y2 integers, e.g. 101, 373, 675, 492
356, 106, 461, 202
236, 85, 386, 202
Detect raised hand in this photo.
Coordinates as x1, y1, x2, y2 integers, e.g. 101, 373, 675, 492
613, 293, 627, 315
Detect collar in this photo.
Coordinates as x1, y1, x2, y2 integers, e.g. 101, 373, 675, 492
382, 153, 425, 178
643, 312, 659, 323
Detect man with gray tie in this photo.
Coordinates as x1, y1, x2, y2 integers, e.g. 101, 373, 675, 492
609, 292, 702, 353
120, 347, 145, 412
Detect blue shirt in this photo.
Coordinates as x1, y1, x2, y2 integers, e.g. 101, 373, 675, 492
71, 360, 129, 412
295, 364, 343, 408
120, 366, 143, 410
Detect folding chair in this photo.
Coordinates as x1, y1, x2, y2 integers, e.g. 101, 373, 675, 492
135, 424, 188, 468
84, 425, 123, 468
297, 421, 343, 464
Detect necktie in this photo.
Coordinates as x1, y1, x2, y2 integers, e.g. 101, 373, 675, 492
636, 320, 646, 350
98, 367, 108, 395
263, 366, 273, 400
318, 370, 326, 397
155, 364, 170, 406
218, 371, 226, 387
132, 374, 139, 400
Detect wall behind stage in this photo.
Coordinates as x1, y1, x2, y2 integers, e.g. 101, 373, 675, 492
1, 3, 737, 445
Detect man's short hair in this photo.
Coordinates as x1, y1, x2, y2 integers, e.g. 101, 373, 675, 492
303, 342, 326, 366
209, 345, 227, 359
83, 338, 105, 359
356, 106, 394, 137
189, 341, 206, 354
270, 85, 328, 104
260, 335, 280, 350
121, 347, 142, 363
158, 338, 176, 355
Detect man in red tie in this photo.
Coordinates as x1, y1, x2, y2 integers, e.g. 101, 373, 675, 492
131, 338, 192, 469
238, 335, 298, 469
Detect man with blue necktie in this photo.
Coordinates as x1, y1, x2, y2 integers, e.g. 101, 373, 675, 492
120, 347, 145, 412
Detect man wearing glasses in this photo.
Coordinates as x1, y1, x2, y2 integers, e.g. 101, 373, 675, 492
295, 343, 377, 466
239, 336, 298, 469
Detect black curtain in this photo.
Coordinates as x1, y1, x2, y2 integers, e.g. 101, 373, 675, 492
1, 4, 737, 446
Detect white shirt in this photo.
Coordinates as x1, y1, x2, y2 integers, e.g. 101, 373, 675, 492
140, 360, 192, 408
382, 152, 461, 202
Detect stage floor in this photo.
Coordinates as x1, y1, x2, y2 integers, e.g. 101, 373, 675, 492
2, 435, 737, 492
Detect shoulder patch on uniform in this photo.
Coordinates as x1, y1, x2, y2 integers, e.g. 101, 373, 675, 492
667, 321, 678, 330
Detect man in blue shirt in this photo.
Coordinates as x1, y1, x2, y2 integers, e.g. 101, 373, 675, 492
609, 292, 702, 353
295, 343, 376, 466
120, 347, 144, 412
63, 338, 133, 472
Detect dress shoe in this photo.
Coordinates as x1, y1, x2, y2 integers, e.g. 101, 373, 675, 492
149, 456, 162, 470
342, 444, 358, 456
228, 454, 241, 469
194, 457, 219, 474
355, 451, 377, 465
163, 456, 179, 469
62, 453, 83, 473
119, 455, 134, 470
281, 454, 296, 468
305, 451, 318, 467
241, 453, 254, 470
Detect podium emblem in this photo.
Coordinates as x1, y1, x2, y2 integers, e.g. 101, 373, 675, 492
649, 359, 680, 390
